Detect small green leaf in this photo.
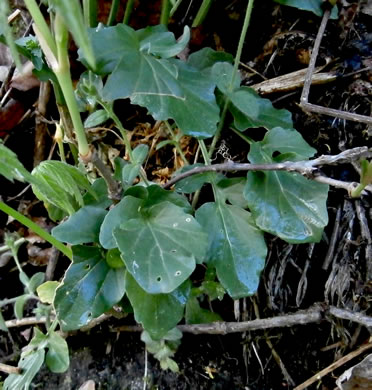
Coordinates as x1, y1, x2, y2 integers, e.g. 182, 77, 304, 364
216, 177, 249, 208
3, 349, 45, 390
83, 178, 111, 208
185, 296, 222, 324
14, 295, 29, 320
84, 109, 109, 127
52, 205, 108, 244
361, 160, 372, 186
132, 144, 149, 164
37, 281, 60, 304
126, 272, 190, 339
196, 203, 267, 299
244, 127, 328, 243
106, 248, 125, 269
45, 331, 69, 373
0, 143, 35, 184
229, 87, 293, 131
54, 246, 126, 331
114, 201, 207, 293
28, 272, 45, 294
174, 164, 222, 194
273, 0, 338, 18
99, 196, 143, 249
142, 185, 192, 213
187, 48, 234, 71
32, 161, 95, 215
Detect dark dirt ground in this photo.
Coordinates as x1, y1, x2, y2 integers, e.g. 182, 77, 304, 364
1, 1, 372, 389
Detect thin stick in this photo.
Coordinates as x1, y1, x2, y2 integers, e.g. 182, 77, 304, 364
163, 146, 372, 191
0, 362, 22, 375
300, 9, 372, 125
293, 339, 372, 390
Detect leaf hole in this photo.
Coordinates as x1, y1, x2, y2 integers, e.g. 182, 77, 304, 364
272, 150, 281, 158
185, 218, 191, 222
156, 276, 162, 282
171, 249, 177, 253
84, 264, 91, 270
87, 312, 92, 319
175, 271, 181, 277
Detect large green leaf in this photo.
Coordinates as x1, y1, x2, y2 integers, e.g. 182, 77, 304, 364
125, 273, 190, 339
196, 203, 267, 299
244, 127, 329, 243
31, 161, 95, 215
273, 0, 338, 18
45, 331, 69, 373
86, 24, 220, 138
54, 246, 126, 331
3, 349, 45, 390
114, 201, 208, 294
52, 205, 107, 244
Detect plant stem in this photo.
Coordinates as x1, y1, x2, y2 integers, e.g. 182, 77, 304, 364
208, 0, 255, 159
123, 0, 135, 24
100, 102, 134, 161
164, 121, 188, 165
54, 14, 90, 157
83, 0, 98, 27
24, 0, 57, 57
230, 127, 253, 145
160, 0, 171, 25
199, 140, 220, 202
0, 201, 73, 260
192, 0, 213, 27
170, 0, 184, 17
107, 0, 120, 26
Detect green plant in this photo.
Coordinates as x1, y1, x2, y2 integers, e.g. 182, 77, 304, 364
0, 0, 365, 387
0, 235, 69, 390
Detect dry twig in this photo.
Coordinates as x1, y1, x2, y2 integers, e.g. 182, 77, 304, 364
293, 338, 372, 390
163, 146, 372, 192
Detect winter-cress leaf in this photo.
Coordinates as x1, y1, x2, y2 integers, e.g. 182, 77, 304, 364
244, 127, 329, 243
54, 246, 126, 331
125, 272, 190, 339
114, 201, 208, 294
52, 205, 108, 244
196, 203, 267, 299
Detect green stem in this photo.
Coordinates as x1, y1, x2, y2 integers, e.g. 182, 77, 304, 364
199, 140, 220, 202
107, 0, 120, 26
192, 0, 213, 27
0, 238, 25, 253
164, 121, 188, 165
208, 0, 255, 159
160, 0, 171, 25
230, 127, 253, 145
123, 0, 135, 24
350, 183, 365, 198
54, 14, 90, 157
24, 0, 57, 57
100, 102, 134, 161
83, 0, 98, 27
0, 201, 72, 259
170, 0, 184, 17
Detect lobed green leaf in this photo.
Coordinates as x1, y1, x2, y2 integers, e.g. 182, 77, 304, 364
54, 246, 126, 331
196, 203, 267, 299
